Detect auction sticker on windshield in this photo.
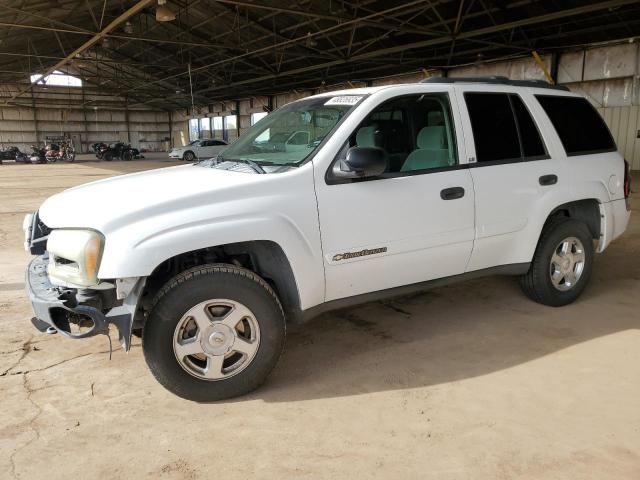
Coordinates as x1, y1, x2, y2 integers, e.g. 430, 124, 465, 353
324, 96, 362, 106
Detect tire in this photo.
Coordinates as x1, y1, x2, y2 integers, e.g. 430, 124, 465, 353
183, 151, 195, 162
104, 152, 113, 161
143, 264, 286, 402
519, 217, 594, 307
122, 151, 133, 161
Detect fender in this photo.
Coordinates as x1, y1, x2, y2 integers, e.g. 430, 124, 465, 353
99, 210, 324, 311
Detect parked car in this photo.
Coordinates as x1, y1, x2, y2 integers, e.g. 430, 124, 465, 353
168, 139, 228, 161
23, 77, 631, 401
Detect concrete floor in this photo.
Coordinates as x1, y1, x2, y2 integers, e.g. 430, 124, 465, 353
1, 159, 639, 480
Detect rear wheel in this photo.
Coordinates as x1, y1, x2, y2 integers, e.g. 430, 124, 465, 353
122, 151, 133, 161
143, 264, 286, 401
520, 218, 594, 306
183, 151, 195, 162
103, 152, 113, 161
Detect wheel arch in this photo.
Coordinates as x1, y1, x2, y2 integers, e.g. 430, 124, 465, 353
141, 240, 303, 324
543, 198, 602, 241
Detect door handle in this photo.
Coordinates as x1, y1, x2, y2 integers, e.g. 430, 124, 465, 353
440, 187, 465, 200
539, 174, 558, 186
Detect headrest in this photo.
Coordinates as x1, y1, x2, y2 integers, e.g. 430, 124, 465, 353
417, 126, 445, 149
356, 125, 379, 148
428, 110, 444, 126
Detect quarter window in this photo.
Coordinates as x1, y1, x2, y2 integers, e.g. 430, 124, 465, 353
464, 93, 520, 163
536, 95, 615, 156
511, 95, 546, 159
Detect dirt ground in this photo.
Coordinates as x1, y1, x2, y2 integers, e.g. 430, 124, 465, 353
1, 156, 639, 480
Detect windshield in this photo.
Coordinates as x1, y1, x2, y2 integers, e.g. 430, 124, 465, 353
214, 94, 364, 166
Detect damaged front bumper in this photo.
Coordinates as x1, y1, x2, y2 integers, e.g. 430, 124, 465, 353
25, 255, 144, 351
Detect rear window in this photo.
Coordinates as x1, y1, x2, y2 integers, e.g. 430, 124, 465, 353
535, 95, 615, 156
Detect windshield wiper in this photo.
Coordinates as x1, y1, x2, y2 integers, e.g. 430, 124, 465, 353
216, 154, 269, 174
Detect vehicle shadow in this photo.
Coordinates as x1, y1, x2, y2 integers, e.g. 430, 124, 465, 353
247, 215, 639, 403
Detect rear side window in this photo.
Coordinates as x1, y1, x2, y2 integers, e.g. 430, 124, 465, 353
536, 95, 615, 156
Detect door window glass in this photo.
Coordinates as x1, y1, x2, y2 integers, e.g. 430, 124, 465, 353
339, 93, 457, 175
464, 92, 520, 163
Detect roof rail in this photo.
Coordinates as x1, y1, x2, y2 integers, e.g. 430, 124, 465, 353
421, 76, 569, 91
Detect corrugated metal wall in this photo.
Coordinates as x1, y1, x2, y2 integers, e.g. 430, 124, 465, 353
598, 106, 640, 170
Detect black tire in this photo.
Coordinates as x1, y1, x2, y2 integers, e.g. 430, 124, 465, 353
519, 217, 594, 307
122, 151, 133, 161
103, 152, 113, 161
183, 151, 195, 162
143, 264, 286, 402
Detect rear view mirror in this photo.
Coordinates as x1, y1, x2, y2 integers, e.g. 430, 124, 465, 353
332, 146, 387, 179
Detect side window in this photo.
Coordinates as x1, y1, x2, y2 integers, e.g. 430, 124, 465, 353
338, 93, 457, 175
535, 95, 615, 156
464, 92, 520, 163
511, 95, 546, 159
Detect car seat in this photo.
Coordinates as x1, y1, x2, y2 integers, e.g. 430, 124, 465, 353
400, 126, 450, 172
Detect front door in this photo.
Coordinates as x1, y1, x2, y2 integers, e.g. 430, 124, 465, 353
314, 91, 476, 301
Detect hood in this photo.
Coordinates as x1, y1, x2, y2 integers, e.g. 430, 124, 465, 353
39, 164, 266, 232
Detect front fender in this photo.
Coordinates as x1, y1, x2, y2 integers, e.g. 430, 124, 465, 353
98, 207, 324, 310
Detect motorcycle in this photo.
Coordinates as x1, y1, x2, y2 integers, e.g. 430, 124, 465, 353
29, 146, 46, 164
45, 143, 60, 163
0, 146, 28, 164
101, 142, 143, 161
92, 142, 108, 160
15, 149, 29, 163
45, 142, 76, 162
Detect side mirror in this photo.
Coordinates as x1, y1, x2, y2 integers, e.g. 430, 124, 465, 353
332, 146, 387, 179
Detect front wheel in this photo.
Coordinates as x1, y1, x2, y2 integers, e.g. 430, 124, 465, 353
183, 151, 195, 162
520, 218, 594, 307
143, 264, 286, 401
122, 151, 133, 161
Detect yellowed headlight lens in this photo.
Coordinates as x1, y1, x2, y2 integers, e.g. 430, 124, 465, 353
46, 229, 104, 287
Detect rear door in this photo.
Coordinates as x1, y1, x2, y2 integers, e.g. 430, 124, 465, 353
455, 86, 566, 271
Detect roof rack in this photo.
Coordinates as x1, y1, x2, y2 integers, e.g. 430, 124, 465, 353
421, 75, 569, 91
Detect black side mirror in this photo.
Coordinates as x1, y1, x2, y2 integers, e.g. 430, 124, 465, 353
332, 146, 387, 179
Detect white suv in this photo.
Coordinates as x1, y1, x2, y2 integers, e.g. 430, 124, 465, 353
24, 77, 631, 401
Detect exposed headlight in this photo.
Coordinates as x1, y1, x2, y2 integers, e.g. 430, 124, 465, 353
46, 229, 105, 287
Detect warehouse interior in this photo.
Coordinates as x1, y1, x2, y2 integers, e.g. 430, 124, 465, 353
1, 1, 640, 479
0, 0, 639, 167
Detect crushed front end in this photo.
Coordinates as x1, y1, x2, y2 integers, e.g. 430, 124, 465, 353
23, 212, 144, 351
